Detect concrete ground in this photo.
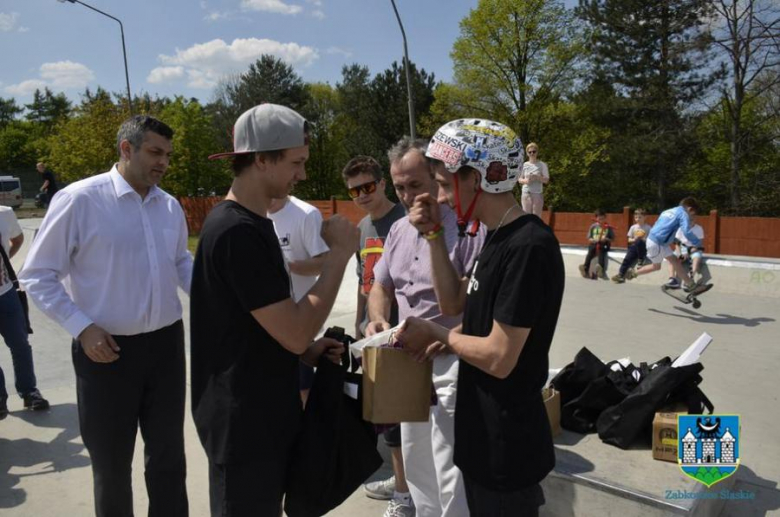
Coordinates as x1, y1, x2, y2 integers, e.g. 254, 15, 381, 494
2, 219, 779, 516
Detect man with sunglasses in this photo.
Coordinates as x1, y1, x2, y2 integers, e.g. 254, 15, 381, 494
341, 155, 409, 515
342, 156, 405, 341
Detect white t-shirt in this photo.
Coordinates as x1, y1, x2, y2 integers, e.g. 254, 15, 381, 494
519, 161, 549, 194
268, 196, 329, 302
0, 206, 23, 296
675, 224, 704, 248
627, 223, 652, 241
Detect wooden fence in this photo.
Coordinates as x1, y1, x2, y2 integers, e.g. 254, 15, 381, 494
179, 197, 780, 259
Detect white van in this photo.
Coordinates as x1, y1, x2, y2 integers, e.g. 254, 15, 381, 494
0, 176, 23, 209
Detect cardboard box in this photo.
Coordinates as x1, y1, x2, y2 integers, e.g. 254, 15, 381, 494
362, 347, 433, 424
543, 387, 562, 437
652, 404, 688, 462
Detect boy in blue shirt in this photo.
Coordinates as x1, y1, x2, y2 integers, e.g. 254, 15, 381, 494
626, 197, 703, 292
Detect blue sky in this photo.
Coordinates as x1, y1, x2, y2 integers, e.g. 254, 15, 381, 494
1, 0, 489, 106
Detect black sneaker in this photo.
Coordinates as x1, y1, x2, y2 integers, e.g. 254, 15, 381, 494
0, 398, 8, 420
23, 390, 50, 411
665, 277, 681, 289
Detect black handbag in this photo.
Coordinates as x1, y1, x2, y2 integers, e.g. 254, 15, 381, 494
284, 327, 383, 517
0, 235, 33, 334
596, 361, 714, 449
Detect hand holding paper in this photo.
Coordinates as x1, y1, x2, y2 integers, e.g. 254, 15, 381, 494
395, 317, 438, 354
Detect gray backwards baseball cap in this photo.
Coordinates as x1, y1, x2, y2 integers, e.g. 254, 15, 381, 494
208, 103, 308, 160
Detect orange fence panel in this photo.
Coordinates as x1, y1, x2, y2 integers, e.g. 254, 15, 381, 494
178, 197, 780, 259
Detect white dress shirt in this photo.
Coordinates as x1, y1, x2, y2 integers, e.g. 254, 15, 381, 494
0, 206, 23, 297
19, 165, 193, 338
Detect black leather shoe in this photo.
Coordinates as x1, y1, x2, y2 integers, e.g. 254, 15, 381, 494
23, 390, 50, 411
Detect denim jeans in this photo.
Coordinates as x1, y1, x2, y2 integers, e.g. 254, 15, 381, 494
619, 240, 648, 276
0, 288, 37, 400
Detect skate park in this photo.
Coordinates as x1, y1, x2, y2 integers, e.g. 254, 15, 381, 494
2, 218, 778, 516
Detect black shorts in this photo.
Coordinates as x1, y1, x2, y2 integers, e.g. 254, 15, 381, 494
383, 424, 401, 448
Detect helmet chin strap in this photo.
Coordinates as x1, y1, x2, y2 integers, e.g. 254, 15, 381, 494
452, 173, 482, 237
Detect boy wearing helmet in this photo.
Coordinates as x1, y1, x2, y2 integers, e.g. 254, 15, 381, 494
396, 119, 565, 515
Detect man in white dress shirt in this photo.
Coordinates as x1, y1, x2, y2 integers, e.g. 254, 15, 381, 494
20, 116, 193, 517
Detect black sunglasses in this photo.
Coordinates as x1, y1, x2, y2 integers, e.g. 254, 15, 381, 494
348, 179, 381, 199
528, 150, 537, 154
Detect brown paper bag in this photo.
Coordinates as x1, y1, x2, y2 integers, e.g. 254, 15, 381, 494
362, 347, 432, 424
542, 387, 562, 437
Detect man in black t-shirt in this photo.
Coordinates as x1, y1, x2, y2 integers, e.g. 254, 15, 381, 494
397, 119, 565, 516
191, 103, 359, 515
36, 162, 59, 207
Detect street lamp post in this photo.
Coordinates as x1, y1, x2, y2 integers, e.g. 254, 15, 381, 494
390, 0, 416, 140
57, 0, 134, 114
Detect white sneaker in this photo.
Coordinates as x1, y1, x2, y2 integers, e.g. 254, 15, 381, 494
364, 475, 396, 500
383, 499, 415, 517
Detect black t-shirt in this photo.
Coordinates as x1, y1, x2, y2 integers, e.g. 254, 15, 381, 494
190, 200, 300, 464
42, 170, 58, 194
456, 214, 565, 490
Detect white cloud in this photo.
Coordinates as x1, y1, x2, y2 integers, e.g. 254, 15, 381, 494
0, 12, 20, 32
147, 66, 186, 84
326, 46, 352, 58
306, 0, 322, 5
4, 60, 95, 96
40, 61, 96, 88
4, 79, 47, 96
18, 26, 29, 33
204, 11, 230, 21
155, 37, 319, 89
240, 0, 302, 15
311, 9, 325, 19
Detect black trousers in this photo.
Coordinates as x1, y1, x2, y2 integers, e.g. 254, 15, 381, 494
72, 320, 188, 517
619, 240, 648, 276
464, 476, 545, 517
583, 242, 611, 272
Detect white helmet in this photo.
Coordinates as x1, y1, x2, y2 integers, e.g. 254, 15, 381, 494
425, 118, 523, 194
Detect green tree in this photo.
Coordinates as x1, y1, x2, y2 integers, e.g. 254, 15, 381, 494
711, 0, 780, 211
24, 87, 72, 129
336, 61, 437, 171
159, 97, 232, 197
0, 122, 38, 170
371, 61, 436, 143
578, 0, 720, 209
0, 97, 23, 128
451, 0, 585, 144
683, 85, 780, 216
46, 91, 125, 183
209, 55, 310, 150
335, 63, 384, 161
297, 82, 350, 200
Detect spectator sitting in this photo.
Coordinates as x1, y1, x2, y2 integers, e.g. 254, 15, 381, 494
612, 208, 651, 283
579, 209, 614, 280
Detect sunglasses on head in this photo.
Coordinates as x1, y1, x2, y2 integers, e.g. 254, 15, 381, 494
348, 179, 381, 199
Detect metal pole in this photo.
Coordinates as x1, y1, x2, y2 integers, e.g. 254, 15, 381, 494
390, 0, 416, 139
66, 0, 134, 114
